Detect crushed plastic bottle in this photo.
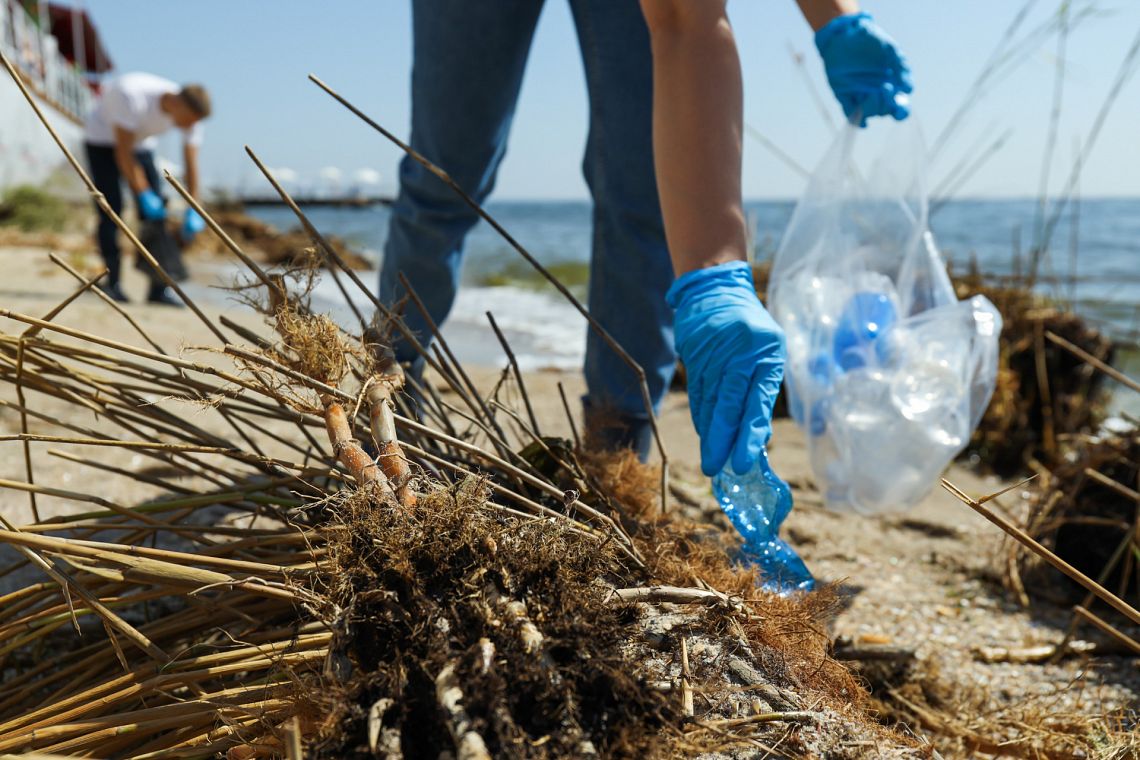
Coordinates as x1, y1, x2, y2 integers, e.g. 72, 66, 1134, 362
712, 449, 815, 593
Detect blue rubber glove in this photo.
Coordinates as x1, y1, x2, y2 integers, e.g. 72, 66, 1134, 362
136, 189, 166, 221
667, 261, 786, 477
815, 12, 913, 127
182, 208, 206, 240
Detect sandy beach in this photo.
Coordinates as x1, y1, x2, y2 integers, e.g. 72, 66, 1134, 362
2, 238, 1137, 747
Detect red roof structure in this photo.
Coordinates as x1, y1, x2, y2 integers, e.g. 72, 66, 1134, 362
41, 2, 112, 73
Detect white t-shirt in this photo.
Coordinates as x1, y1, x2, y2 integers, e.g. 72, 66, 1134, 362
84, 72, 204, 149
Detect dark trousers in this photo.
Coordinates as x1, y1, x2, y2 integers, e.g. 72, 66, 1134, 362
85, 142, 162, 287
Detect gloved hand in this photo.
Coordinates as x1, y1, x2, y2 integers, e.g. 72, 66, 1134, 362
136, 189, 166, 221
815, 12, 913, 127
667, 261, 786, 477
182, 208, 206, 240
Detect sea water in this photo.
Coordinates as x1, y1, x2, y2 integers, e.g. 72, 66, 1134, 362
244, 199, 1140, 413
712, 450, 815, 593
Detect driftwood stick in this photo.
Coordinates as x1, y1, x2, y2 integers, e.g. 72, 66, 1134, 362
611, 585, 740, 611
702, 711, 816, 728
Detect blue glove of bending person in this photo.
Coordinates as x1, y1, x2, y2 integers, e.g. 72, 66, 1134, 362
182, 208, 206, 240
815, 12, 912, 127
136, 189, 166, 221
667, 261, 786, 477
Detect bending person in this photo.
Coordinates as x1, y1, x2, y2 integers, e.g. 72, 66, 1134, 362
84, 72, 211, 304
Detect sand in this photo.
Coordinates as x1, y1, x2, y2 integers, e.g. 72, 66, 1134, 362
1, 239, 1137, 753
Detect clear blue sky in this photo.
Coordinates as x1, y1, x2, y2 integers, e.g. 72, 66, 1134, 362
83, 0, 1140, 200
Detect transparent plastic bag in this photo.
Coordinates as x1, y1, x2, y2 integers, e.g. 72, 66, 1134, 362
769, 121, 1001, 514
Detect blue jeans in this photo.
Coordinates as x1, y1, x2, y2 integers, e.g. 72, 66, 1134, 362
380, 0, 676, 453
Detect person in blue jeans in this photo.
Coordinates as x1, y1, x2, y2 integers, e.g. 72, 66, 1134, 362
382, 0, 910, 473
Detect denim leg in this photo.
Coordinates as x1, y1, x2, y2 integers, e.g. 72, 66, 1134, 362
85, 143, 123, 286
569, 1, 675, 433
381, 0, 546, 365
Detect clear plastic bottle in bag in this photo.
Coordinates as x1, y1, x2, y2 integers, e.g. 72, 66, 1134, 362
769, 122, 1002, 514
712, 449, 815, 593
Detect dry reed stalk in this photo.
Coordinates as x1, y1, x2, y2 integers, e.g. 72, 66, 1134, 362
557, 381, 582, 449
0, 309, 265, 396
1, 615, 321, 717
247, 154, 367, 330
486, 311, 541, 436
164, 171, 288, 307
1046, 329, 1140, 395
942, 478, 1140, 626
0, 518, 169, 664
27, 697, 293, 755
1072, 605, 1140, 656
1, 646, 327, 738
0, 531, 300, 601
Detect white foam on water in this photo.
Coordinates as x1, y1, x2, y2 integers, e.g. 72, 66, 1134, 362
445, 285, 586, 371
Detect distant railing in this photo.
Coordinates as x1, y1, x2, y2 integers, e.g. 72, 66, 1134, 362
0, 0, 92, 123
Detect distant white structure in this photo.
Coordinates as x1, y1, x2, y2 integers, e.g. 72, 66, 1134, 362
318, 166, 342, 197
274, 167, 299, 185
0, 1, 110, 191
